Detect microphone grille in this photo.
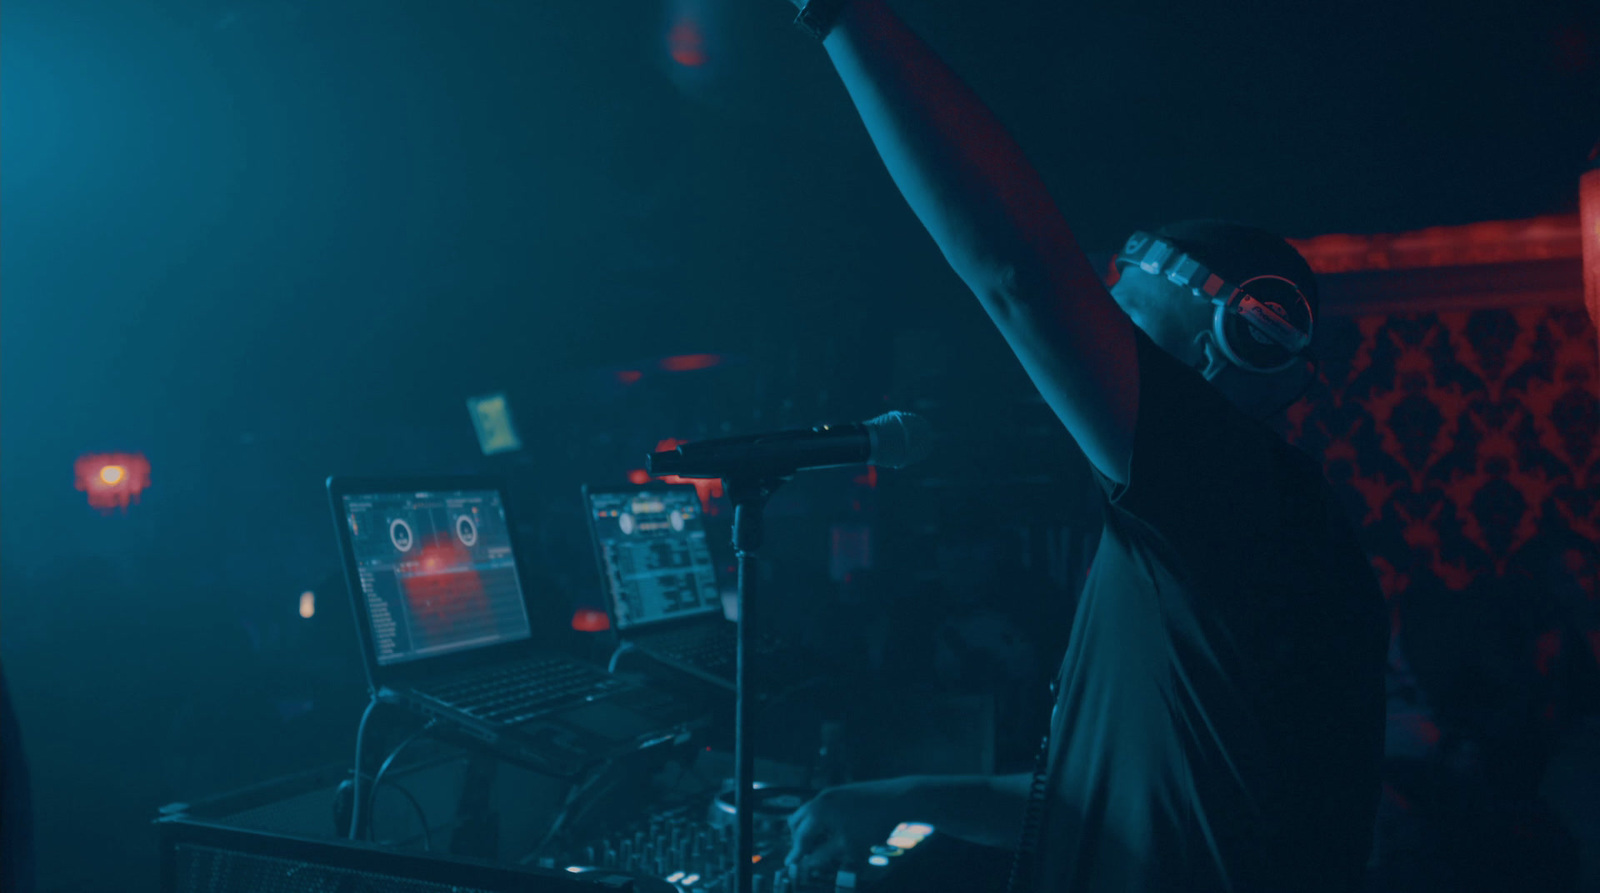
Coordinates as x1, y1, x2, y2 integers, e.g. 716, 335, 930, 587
864, 411, 934, 469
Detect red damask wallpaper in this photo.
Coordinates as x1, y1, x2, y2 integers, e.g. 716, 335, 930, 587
1281, 304, 1599, 599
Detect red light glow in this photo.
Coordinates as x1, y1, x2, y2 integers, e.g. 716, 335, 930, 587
1287, 213, 1582, 274
628, 469, 652, 485
571, 608, 612, 632
616, 370, 644, 385
1579, 162, 1600, 346
400, 536, 490, 641
668, 19, 707, 68
659, 353, 722, 372
74, 452, 151, 513
651, 438, 724, 513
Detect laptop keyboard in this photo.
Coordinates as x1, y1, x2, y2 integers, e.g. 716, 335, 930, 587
649, 626, 797, 679
423, 657, 629, 725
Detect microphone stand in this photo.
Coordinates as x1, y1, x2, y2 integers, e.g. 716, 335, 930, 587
726, 473, 787, 893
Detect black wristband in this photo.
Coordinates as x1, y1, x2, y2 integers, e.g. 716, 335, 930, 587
794, 0, 850, 40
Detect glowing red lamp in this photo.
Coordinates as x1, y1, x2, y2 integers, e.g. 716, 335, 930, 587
74, 452, 151, 512
667, 17, 707, 68
1581, 143, 1600, 350
571, 608, 611, 632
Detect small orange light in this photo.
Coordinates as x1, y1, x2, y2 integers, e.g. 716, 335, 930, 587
627, 469, 651, 485
75, 452, 152, 513
298, 591, 316, 619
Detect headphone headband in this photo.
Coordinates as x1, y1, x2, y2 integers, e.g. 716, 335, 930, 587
1115, 231, 1314, 374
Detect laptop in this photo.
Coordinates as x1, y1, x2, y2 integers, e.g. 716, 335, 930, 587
581, 483, 819, 694
328, 475, 703, 778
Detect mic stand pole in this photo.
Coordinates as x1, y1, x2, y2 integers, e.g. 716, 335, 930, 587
726, 473, 786, 893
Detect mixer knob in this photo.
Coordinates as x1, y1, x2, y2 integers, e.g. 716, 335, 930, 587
752, 874, 767, 893
620, 841, 634, 869
603, 846, 617, 869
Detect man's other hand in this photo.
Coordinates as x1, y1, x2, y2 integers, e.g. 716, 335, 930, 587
784, 778, 920, 878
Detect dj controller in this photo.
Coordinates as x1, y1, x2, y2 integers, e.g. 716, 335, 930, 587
158, 706, 1010, 893
545, 785, 1004, 893
556, 787, 809, 891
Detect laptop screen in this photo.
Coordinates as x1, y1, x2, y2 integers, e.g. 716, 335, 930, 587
339, 488, 533, 666
586, 487, 721, 631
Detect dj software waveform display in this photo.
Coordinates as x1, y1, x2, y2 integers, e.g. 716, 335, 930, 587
341, 489, 532, 665
588, 488, 721, 630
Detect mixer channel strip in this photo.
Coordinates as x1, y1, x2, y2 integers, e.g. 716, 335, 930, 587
556, 804, 806, 892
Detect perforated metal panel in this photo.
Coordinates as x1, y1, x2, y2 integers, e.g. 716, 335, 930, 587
173, 843, 503, 893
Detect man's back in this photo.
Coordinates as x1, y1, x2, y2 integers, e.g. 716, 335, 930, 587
1035, 330, 1388, 892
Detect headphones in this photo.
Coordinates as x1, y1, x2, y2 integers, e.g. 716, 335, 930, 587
1114, 231, 1315, 376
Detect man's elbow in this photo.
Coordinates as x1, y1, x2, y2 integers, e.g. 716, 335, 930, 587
959, 257, 1063, 335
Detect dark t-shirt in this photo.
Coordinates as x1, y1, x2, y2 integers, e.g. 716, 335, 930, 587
1033, 329, 1387, 893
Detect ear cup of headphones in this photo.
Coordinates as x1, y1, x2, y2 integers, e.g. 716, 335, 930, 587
1213, 275, 1314, 373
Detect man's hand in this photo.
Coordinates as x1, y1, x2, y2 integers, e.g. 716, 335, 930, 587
784, 773, 1036, 877
784, 778, 921, 877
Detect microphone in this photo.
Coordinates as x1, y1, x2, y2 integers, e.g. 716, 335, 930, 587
646, 411, 934, 479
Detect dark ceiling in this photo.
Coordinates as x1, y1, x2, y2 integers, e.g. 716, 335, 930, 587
1, 0, 1595, 517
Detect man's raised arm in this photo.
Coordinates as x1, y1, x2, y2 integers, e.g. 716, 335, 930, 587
811, 0, 1138, 484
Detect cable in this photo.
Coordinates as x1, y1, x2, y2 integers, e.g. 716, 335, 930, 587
521, 759, 617, 863
366, 723, 436, 849
347, 697, 380, 840
1004, 733, 1051, 893
373, 780, 433, 852
607, 641, 637, 674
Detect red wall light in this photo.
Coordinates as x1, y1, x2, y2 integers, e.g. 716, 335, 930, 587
571, 608, 611, 632
74, 452, 151, 513
667, 17, 708, 68
1580, 148, 1600, 351
659, 353, 722, 372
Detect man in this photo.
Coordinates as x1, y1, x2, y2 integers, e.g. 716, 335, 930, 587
776, 1, 1388, 890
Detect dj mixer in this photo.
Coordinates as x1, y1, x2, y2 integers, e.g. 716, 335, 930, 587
548, 785, 1005, 893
